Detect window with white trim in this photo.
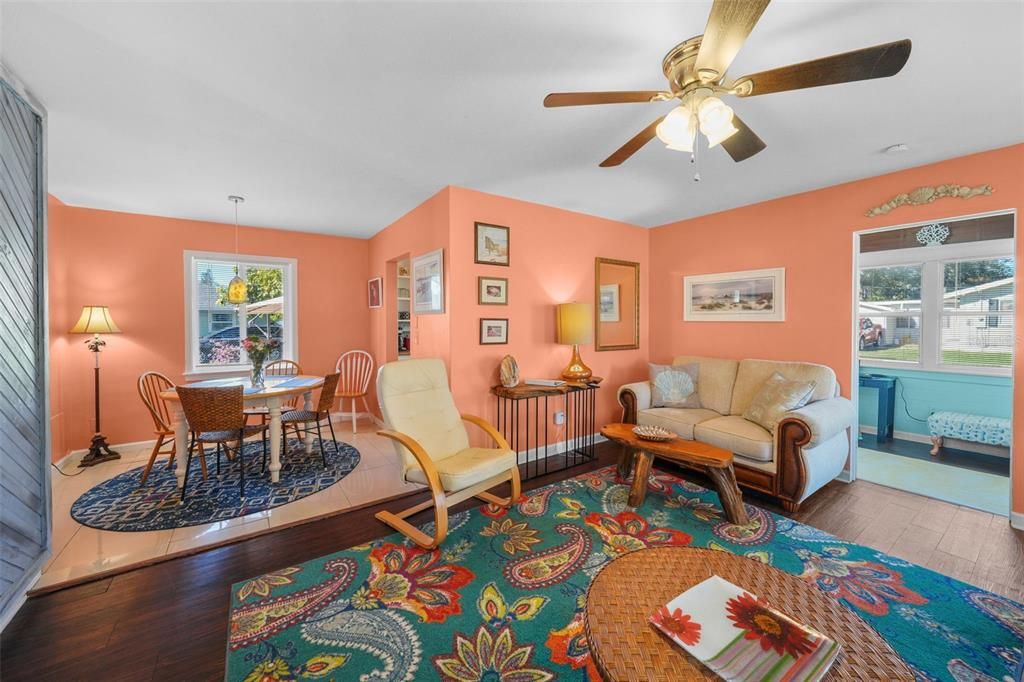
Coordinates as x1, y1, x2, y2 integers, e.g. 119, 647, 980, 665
185, 252, 297, 375
858, 231, 1014, 375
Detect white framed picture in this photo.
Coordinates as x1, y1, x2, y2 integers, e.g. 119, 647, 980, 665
599, 283, 620, 322
684, 268, 786, 322
412, 249, 444, 315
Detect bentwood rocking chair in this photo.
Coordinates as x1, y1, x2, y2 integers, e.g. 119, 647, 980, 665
375, 358, 521, 549
137, 371, 177, 485
176, 385, 269, 501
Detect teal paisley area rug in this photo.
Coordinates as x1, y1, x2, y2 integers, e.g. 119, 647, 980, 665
226, 466, 1023, 681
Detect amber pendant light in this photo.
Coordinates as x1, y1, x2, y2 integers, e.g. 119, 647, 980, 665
227, 195, 247, 305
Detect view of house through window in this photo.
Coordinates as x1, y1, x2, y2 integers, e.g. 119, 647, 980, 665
187, 253, 295, 372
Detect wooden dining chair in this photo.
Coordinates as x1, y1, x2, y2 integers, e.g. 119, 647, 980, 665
280, 372, 342, 467
137, 371, 177, 485
244, 359, 303, 425
335, 350, 374, 433
176, 385, 269, 501
375, 358, 520, 549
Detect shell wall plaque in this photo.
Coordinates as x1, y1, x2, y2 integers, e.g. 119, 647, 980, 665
866, 183, 993, 218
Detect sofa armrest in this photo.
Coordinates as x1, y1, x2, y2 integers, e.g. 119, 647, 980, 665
617, 381, 651, 424
780, 397, 855, 446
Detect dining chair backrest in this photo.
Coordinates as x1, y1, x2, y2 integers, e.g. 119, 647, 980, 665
377, 359, 469, 475
335, 350, 374, 396
317, 372, 342, 412
138, 371, 176, 433
177, 385, 245, 433
266, 359, 302, 376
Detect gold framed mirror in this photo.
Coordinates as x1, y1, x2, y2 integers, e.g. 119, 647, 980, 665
595, 257, 640, 351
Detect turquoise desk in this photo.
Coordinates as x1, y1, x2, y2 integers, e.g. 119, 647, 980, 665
859, 373, 896, 441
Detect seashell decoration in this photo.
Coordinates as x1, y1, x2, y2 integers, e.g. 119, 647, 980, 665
633, 425, 675, 442
499, 355, 520, 388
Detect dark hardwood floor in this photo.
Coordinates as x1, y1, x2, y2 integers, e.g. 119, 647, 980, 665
3, 442, 1021, 680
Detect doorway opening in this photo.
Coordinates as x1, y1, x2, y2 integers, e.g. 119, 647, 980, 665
852, 210, 1015, 516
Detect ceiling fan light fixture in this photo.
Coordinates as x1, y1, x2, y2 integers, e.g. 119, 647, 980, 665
697, 96, 738, 147
656, 105, 697, 153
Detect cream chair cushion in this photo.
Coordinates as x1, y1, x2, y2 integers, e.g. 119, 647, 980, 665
672, 356, 738, 415
406, 447, 517, 491
639, 408, 720, 440
377, 358, 470, 475
730, 359, 837, 416
693, 415, 774, 462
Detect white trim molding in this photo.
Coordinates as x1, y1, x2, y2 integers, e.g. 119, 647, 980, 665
1011, 511, 1024, 531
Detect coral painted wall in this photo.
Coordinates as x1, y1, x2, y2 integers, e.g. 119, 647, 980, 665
648, 143, 1023, 514
48, 203, 370, 460
447, 187, 650, 431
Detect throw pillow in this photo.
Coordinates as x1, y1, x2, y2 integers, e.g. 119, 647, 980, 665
650, 363, 701, 408
743, 372, 816, 431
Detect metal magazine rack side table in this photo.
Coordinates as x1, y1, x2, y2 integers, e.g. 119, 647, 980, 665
490, 380, 600, 480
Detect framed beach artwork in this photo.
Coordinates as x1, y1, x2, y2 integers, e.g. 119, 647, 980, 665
478, 276, 508, 305
367, 277, 382, 309
599, 283, 620, 322
479, 318, 509, 344
412, 249, 445, 315
474, 222, 510, 266
683, 268, 786, 322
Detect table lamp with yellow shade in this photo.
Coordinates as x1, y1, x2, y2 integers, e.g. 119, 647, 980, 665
70, 305, 121, 466
556, 302, 593, 382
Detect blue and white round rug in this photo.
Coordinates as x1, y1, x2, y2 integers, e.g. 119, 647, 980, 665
70, 438, 361, 532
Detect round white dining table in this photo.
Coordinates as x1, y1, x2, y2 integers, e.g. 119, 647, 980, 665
160, 374, 326, 490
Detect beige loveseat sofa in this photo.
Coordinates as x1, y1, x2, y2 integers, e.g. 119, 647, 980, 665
618, 357, 855, 511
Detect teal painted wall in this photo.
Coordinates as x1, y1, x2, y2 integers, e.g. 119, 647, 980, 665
858, 368, 1012, 436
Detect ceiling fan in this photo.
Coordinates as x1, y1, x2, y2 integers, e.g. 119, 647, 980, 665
544, 0, 911, 167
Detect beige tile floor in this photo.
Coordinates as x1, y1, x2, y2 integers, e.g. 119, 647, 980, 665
37, 419, 421, 591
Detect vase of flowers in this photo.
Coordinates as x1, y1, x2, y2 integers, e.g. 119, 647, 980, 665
243, 335, 280, 389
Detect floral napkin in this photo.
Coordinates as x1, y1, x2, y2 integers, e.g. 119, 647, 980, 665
649, 575, 841, 681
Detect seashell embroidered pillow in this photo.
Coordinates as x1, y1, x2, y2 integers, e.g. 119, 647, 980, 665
743, 371, 816, 432
649, 363, 701, 409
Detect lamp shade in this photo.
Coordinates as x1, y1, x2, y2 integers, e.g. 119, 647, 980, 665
69, 306, 121, 334
556, 303, 593, 345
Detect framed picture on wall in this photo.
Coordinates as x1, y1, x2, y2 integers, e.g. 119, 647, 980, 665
480, 318, 509, 344
367, 277, 382, 309
412, 249, 445, 315
683, 267, 786, 322
474, 222, 510, 265
599, 283, 620, 322
478, 276, 508, 305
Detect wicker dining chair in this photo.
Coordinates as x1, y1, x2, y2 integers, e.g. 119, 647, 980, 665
244, 359, 303, 425
176, 385, 269, 500
335, 350, 374, 433
280, 372, 342, 467
137, 371, 178, 485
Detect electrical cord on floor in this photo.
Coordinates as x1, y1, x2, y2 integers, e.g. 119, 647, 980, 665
895, 377, 931, 423
51, 461, 86, 477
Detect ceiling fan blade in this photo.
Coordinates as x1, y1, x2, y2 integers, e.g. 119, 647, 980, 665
543, 91, 667, 107
720, 114, 766, 162
732, 39, 911, 96
694, 0, 772, 83
599, 117, 664, 167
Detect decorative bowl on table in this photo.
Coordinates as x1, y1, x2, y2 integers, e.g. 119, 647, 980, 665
633, 425, 674, 442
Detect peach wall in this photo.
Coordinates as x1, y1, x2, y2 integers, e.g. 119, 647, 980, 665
48, 203, 370, 460
447, 187, 650, 432
366, 187, 452, 408
649, 143, 1024, 513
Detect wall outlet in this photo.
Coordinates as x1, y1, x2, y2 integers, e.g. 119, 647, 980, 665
553, 411, 565, 425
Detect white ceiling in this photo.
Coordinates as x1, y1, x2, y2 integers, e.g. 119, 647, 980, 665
3, 1, 1022, 238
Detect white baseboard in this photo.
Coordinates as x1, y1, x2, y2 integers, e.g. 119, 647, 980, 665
835, 470, 853, 484
858, 425, 1010, 458
1012, 511, 1024, 531
514, 433, 607, 465
0, 568, 39, 634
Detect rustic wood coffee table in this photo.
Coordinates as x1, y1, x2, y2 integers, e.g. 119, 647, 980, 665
585, 547, 913, 681
600, 423, 749, 525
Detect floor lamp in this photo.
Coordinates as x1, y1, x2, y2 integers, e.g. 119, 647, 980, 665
70, 305, 121, 467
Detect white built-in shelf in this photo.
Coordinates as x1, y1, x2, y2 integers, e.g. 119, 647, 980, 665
397, 296, 410, 302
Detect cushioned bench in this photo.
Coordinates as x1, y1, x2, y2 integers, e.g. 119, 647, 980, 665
927, 411, 1012, 455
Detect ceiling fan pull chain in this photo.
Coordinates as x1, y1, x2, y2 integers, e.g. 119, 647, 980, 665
691, 133, 701, 183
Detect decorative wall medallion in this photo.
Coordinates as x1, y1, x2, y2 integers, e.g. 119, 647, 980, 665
865, 183, 993, 217
915, 223, 950, 247
499, 355, 519, 388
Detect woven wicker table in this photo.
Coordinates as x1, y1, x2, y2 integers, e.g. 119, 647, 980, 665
584, 547, 913, 681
